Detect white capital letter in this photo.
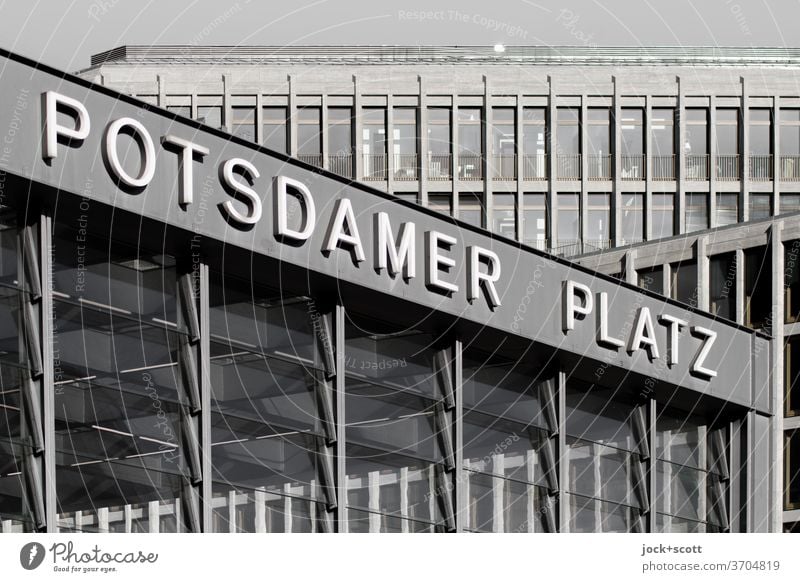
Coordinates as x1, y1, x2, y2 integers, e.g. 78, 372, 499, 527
161, 135, 210, 205
467, 246, 501, 308
425, 231, 459, 294
104, 117, 156, 188
220, 158, 262, 225
597, 292, 624, 348
690, 326, 718, 379
628, 307, 660, 360
562, 280, 593, 332
659, 314, 688, 367
274, 175, 315, 240
323, 198, 365, 263
42, 91, 91, 160
374, 212, 415, 279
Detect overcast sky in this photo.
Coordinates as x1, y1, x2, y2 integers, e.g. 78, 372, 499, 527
0, 0, 798, 72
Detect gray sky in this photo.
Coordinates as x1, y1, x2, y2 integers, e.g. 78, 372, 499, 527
0, 0, 798, 72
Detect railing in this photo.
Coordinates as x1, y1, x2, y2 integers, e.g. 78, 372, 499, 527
523, 238, 549, 252
328, 154, 353, 178
652, 155, 675, 181
394, 154, 418, 180
551, 239, 611, 257
749, 155, 772, 181
523, 154, 548, 180
492, 155, 517, 180
557, 154, 581, 180
686, 154, 709, 180
715, 154, 740, 181
621, 155, 645, 181
427, 153, 452, 180
458, 155, 483, 180
587, 155, 612, 180
297, 153, 323, 168
781, 155, 800, 181
362, 154, 387, 181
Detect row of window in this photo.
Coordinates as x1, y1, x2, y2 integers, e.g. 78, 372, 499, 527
166, 103, 800, 182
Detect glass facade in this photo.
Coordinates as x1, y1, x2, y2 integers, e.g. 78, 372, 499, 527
231, 105, 256, 142
709, 253, 737, 321
523, 193, 547, 249
329, 107, 353, 178
262, 107, 288, 154
621, 193, 644, 245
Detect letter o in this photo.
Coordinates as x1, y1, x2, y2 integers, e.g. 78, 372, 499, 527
104, 117, 156, 188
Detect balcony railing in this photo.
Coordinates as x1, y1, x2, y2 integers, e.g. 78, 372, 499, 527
328, 153, 353, 179
523, 238, 549, 252
552, 239, 611, 257
686, 154, 709, 180
749, 155, 772, 181
362, 154, 387, 181
715, 154, 739, 181
652, 155, 675, 181
458, 155, 483, 180
427, 153, 452, 180
781, 155, 800, 181
492, 155, 517, 180
557, 154, 581, 180
587, 155, 612, 181
621, 154, 645, 181
394, 154, 418, 180
298, 153, 323, 168
523, 154, 548, 180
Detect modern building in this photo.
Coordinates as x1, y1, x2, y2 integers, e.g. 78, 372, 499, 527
77, 45, 800, 258
575, 212, 800, 532
0, 47, 775, 534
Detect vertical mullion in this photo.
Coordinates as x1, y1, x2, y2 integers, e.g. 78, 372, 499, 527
40, 213, 56, 532
199, 263, 212, 531
454, 339, 464, 532
557, 370, 567, 532
334, 304, 346, 532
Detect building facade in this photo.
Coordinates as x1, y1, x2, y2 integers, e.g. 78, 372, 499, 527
78, 45, 800, 259
0, 47, 775, 534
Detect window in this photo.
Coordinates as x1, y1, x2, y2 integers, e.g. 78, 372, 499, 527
492, 108, 516, 180
297, 107, 321, 165
785, 240, 800, 324
427, 108, 450, 180
715, 109, 739, 180
744, 245, 770, 329
262, 107, 287, 154
685, 193, 708, 233
781, 193, 800, 215
586, 194, 610, 251
685, 108, 709, 180
671, 260, 698, 308
651, 194, 675, 239
781, 109, 800, 181
716, 193, 738, 227
651, 108, 675, 180
458, 108, 483, 180
710, 253, 737, 321
749, 193, 771, 220
523, 108, 547, 180
394, 108, 417, 180
492, 193, 516, 238
197, 105, 222, 129
621, 108, 644, 180
459, 193, 484, 228
749, 109, 772, 181
638, 266, 664, 295
428, 193, 452, 216
231, 105, 256, 142
208, 275, 329, 532
362, 108, 387, 180
462, 352, 555, 532
621, 193, 644, 245
523, 193, 547, 249
785, 339, 800, 417
587, 108, 611, 180
655, 409, 729, 532
565, 381, 647, 532
556, 193, 580, 250
785, 431, 800, 509
167, 104, 190, 118
557, 108, 580, 180
328, 107, 352, 177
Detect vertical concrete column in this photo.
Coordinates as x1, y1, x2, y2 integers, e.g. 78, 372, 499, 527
624, 249, 637, 285
557, 370, 567, 532
451, 93, 459, 212
191, 92, 198, 122
419, 75, 428, 206
387, 94, 395, 188
483, 76, 492, 229
454, 339, 464, 532
677, 76, 686, 234
697, 235, 710, 311
612, 77, 622, 246
547, 77, 557, 248
223, 73, 231, 133
770, 221, 785, 533
255, 93, 264, 145
288, 75, 297, 157
321, 94, 329, 170
157, 74, 165, 108
353, 76, 362, 182
334, 304, 347, 532
774, 96, 781, 215
516, 94, 524, 242
742, 78, 750, 221
580, 93, 589, 248
735, 248, 746, 325
709, 96, 718, 228
645, 95, 653, 241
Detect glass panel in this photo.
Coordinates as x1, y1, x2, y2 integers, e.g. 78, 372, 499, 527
231, 106, 255, 142
459, 193, 484, 228
458, 108, 482, 156
620, 108, 643, 155
655, 461, 703, 522
197, 105, 222, 129
262, 107, 287, 153
462, 358, 546, 427
638, 266, 664, 295
651, 193, 674, 239
709, 253, 736, 321
586, 193, 609, 245
465, 473, 549, 532
621, 193, 644, 245
749, 193, 771, 220
715, 109, 739, 155
328, 107, 352, 155
567, 494, 637, 533
523, 193, 547, 247
557, 108, 580, 155
557, 193, 580, 244
210, 485, 324, 532
786, 431, 800, 509
428, 194, 451, 216
565, 382, 640, 452
671, 260, 698, 307
685, 108, 708, 155
744, 246, 770, 329
297, 107, 321, 156
785, 338, 800, 416
651, 108, 674, 157
786, 241, 800, 324
166, 105, 190, 119
567, 438, 641, 507
716, 193, 738, 226
492, 193, 516, 238
685, 193, 708, 233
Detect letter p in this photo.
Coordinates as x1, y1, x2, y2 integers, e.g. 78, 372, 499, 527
42, 91, 91, 161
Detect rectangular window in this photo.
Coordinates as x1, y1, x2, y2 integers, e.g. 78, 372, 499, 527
685, 193, 709, 233
586, 193, 610, 250
556, 193, 580, 249
197, 105, 222, 129
786, 240, 800, 324
492, 108, 516, 180
715, 109, 739, 180
638, 266, 664, 295
167, 105, 190, 118
781, 109, 800, 181
785, 340, 800, 417
785, 431, 800, 509
749, 109, 772, 181
781, 193, 800, 214
587, 108, 611, 180
621, 108, 644, 180
394, 108, 417, 180
231, 105, 256, 142
744, 245, 770, 329
262, 107, 287, 154
459, 193, 484, 228
685, 108, 709, 180
709, 253, 737, 321
428, 193, 452, 216
716, 193, 738, 227
297, 107, 321, 165
492, 193, 516, 239
458, 108, 483, 180
426, 108, 450, 180
523, 107, 547, 180
651, 194, 675, 239
749, 193, 772, 220
328, 107, 352, 177
557, 108, 580, 180
671, 260, 698, 308
652, 108, 675, 180
362, 108, 387, 180
523, 193, 547, 249
621, 193, 644, 245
